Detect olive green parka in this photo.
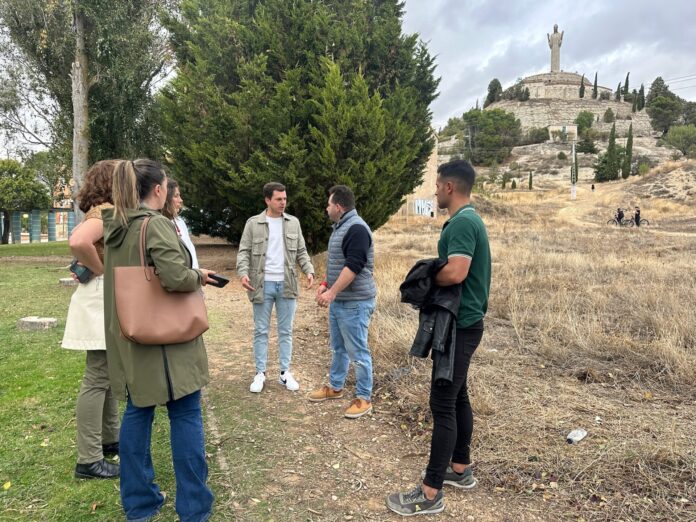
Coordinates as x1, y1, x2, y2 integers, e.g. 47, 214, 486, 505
102, 208, 209, 407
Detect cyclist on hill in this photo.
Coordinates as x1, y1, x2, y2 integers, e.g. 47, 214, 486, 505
634, 207, 641, 227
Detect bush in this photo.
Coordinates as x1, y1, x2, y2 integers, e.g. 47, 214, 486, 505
688, 145, 696, 159
671, 151, 683, 161
521, 127, 550, 145
511, 179, 517, 189
575, 111, 595, 136
599, 91, 611, 100
576, 136, 598, 154
637, 163, 651, 176
557, 151, 567, 160
603, 108, 615, 123
664, 125, 696, 154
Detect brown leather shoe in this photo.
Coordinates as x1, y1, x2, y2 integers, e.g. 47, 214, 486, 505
344, 398, 372, 419
308, 385, 344, 402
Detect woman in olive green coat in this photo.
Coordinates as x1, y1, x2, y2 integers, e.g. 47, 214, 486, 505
103, 159, 216, 522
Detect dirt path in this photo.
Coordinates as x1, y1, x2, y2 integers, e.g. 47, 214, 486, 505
551, 181, 696, 237
197, 253, 536, 521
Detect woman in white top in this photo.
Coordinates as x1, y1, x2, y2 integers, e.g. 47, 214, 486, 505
62, 160, 120, 479
162, 179, 199, 268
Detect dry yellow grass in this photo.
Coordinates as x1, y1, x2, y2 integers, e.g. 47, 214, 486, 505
368, 189, 696, 520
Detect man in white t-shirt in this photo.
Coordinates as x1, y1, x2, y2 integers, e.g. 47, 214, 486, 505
236, 182, 315, 393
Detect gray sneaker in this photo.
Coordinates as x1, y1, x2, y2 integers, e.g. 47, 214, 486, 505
421, 465, 477, 489
386, 484, 444, 516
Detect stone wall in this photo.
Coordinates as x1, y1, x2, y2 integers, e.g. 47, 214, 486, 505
520, 72, 613, 100
488, 98, 653, 137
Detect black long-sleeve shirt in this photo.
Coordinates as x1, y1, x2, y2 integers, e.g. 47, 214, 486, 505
342, 224, 372, 274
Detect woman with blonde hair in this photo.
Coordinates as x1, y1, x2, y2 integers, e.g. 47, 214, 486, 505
103, 159, 216, 522
62, 160, 120, 480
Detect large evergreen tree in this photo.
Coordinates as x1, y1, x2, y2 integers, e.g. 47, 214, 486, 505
158, 0, 439, 251
579, 74, 585, 98
484, 78, 503, 108
648, 96, 683, 134
646, 77, 677, 106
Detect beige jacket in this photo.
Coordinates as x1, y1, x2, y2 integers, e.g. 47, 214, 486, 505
236, 210, 314, 303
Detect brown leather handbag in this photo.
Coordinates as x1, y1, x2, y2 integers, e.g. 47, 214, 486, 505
114, 216, 209, 345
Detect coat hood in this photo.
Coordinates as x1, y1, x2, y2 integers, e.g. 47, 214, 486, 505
103, 207, 160, 249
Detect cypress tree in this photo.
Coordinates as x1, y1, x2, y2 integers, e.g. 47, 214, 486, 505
615, 83, 622, 101
592, 72, 598, 99
623, 72, 630, 96
638, 84, 645, 110
528, 170, 533, 190
606, 124, 619, 180
632, 94, 637, 113
622, 123, 633, 179
579, 74, 585, 98
511, 179, 517, 189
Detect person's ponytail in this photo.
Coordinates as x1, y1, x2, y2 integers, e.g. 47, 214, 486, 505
112, 160, 139, 226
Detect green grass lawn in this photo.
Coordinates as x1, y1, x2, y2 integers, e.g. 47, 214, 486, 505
0, 263, 178, 521
0, 260, 274, 520
0, 242, 71, 257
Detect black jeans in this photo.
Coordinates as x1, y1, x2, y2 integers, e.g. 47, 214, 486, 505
423, 320, 484, 490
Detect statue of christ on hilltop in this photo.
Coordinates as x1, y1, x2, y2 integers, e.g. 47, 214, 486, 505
547, 24, 563, 73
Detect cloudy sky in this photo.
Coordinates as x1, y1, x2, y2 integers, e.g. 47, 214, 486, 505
402, 0, 696, 129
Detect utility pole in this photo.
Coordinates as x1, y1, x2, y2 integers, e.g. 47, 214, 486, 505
570, 139, 577, 200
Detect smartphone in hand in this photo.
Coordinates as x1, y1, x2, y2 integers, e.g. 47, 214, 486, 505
69, 258, 94, 284
207, 273, 230, 288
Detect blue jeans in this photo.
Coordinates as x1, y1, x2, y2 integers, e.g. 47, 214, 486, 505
252, 281, 297, 373
120, 391, 213, 522
328, 298, 376, 401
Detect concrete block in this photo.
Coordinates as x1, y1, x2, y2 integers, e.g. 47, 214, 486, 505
18, 316, 58, 331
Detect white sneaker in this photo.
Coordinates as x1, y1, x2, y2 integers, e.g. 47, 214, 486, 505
279, 371, 300, 391
250, 372, 265, 393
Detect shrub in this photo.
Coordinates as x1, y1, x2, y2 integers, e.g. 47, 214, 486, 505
522, 127, 550, 145
576, 136, 598, 154
511, 179, 517, 189
599, 91, 611, 100
575, 111, 595, 136
637, 163, 650, 175
603, 108, 615, 123
557, 151, 567, 160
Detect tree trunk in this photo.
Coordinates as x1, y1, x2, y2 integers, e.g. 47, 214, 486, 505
71, 7, 89, 224
1, 210, 10, 244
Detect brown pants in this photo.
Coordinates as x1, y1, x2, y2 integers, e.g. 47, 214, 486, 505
76, 351, 120, 463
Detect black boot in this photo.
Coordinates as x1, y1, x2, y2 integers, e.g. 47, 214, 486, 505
75, 459, 120, 479
102, 442, 119, 457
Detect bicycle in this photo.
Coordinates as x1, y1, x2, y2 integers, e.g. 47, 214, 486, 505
606, 217, 633, 227
627, 218, 650, 226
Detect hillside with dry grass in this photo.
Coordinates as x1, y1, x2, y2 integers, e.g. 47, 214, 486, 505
366, 175, 696, 520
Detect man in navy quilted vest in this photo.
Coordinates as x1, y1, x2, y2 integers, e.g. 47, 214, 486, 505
309, 185, 376, 419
